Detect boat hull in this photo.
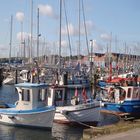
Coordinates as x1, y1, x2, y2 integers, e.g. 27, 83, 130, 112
54, 102, 101, 124
102, 100, 140, 117
0, 107, 55, 129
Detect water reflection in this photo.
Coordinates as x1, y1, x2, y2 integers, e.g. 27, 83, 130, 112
0, 123, 83, 140
0, 124, 54, 140
52, 123, 83, 140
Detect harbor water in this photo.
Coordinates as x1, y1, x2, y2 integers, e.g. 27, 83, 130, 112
0, 85, 83, 140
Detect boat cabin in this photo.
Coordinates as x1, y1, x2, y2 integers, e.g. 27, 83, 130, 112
15, 83, 48, 110
48, 86, 66, 106
107, 86, 140, 103
47, 85, 90, 107
122, 86, 140, 101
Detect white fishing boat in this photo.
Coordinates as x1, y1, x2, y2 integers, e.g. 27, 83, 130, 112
0, 82, 55, 129
3, 69, 29, 85
47, 84, 101, 125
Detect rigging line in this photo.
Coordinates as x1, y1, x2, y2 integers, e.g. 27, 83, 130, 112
81, 0, 89, 55
63, 0, 72, 60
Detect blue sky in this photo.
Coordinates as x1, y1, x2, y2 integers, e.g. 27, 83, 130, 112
0, 0, 140, 58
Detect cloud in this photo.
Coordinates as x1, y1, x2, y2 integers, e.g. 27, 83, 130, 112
61, 21, 95, 36
16, 12, 24, 22
95, 43, 104, 52
62, 23, 78, 36
16, 32, 31, 41
61, 40, 68, 48
100, 33, 112, 41
38, 4, 57, 18
84, 20, 95, 34
0, 44, 8, 51
91, 41, 104, 52
56, 40, 68, 48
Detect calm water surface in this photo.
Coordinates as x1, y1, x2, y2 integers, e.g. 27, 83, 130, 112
0, 85, 83, 140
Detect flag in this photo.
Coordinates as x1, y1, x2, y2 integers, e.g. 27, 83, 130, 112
74, 87, 78, 97
82, 88, 88, 102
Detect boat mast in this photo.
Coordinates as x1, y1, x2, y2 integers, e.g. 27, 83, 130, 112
58, 0, 62, 75
37, 7, 40, 62
109, 32, 112, 81
9, 15, 13, 65
30, 0, 33, 63
78, 0, 81, 61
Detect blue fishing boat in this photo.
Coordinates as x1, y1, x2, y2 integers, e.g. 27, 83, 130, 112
101, 85, 140, 118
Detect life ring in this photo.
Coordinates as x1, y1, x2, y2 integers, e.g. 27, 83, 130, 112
19, 70, 29, 81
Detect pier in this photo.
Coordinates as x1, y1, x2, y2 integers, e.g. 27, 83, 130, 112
83, 119, 140, 140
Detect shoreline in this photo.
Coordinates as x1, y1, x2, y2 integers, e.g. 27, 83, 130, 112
83, 119, 140, 140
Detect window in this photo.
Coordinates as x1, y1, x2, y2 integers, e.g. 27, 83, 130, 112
38, 89, 47, 101
21, 89, 30, 101
48, 89, 51, 98
133, 88, 139, 99
38, 89, 42, 101
55, 90, 63, 101
127, 88, 131, 98
27, 90, 30, 101
42, 89, 47, 101
120, 89, 126, 100
21, 89, 24, 101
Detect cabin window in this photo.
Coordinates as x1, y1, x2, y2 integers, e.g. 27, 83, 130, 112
55, 90, 63, 101
27, 90, 30, 101
48, 89, 51, 98
38, 89, 42, 101
133, 88, 139, 99
19, 91, 24, 101
42, 89, 47, 101
24, 90, 30, 101
21, 89, 30, 101
21, 89, 24, 101
127, 88, 131, 98
38, 89, 47, 101
119, 89, 126, 100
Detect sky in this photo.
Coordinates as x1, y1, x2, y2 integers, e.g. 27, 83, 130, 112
0, 0, 140, 58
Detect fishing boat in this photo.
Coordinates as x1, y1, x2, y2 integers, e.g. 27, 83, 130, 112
3, 69, 29, 85
0, 82, 55, 129
47, 72, 101, 125
101, 77, 140, 118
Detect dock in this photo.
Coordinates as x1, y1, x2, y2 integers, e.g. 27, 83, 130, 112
83, 119, 140, 140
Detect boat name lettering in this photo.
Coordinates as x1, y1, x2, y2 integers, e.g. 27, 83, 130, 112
23, 103, 29, 105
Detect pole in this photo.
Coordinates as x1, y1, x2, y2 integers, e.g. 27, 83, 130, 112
109, 32, 112, 81
30, 0, 33, 63
9, 15, 13, 65
59, 0, 62, 76
78, 0, 81, 61
23, 39, 26, 65
90, 40, 94, 96
37, 8, 40, 61
21, 21, 23, 58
